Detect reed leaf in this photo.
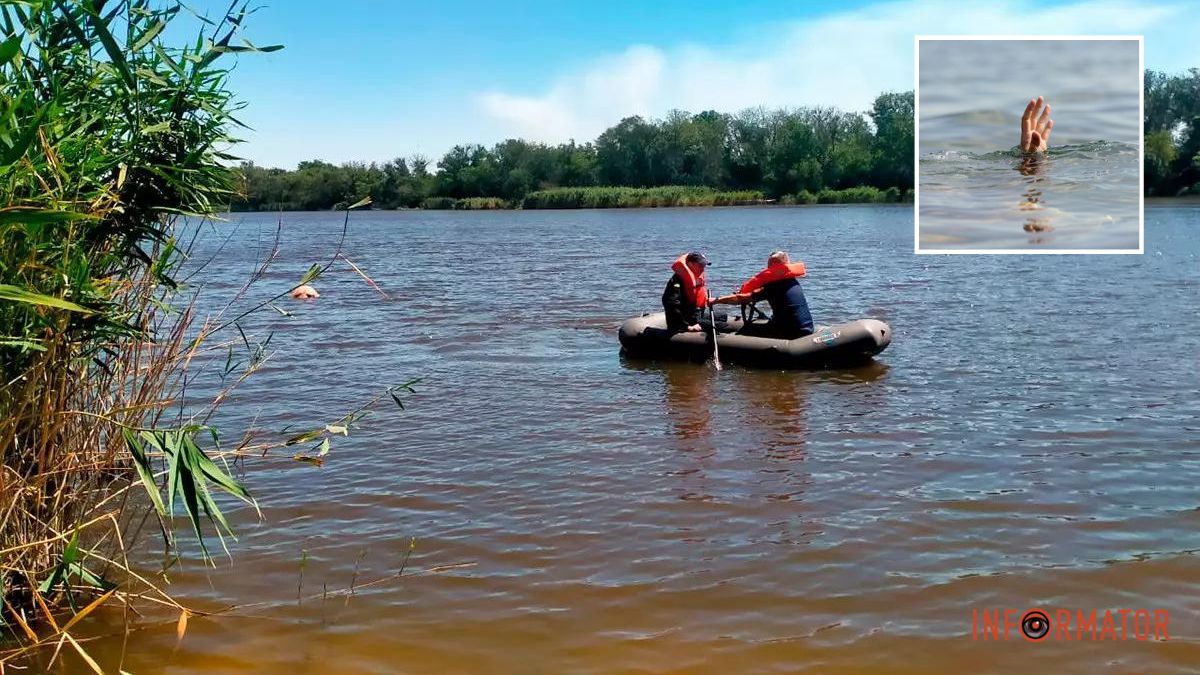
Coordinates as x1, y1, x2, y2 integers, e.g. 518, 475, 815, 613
297, 263, 322, 286
0, 33, 20, 65
0, 283, 93, 313
0, 209, 91, 226
122, 428, 169, 523
80, 0, 134, 88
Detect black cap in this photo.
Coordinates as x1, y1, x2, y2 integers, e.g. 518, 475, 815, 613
685, 251, 710, 266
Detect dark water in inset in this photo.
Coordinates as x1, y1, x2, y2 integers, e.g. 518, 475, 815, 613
74, 206, 1199, 673
918, 39, 1141, 250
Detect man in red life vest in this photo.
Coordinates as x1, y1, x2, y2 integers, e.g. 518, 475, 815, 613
714, 250, 814, 339
662, 251, 711, 333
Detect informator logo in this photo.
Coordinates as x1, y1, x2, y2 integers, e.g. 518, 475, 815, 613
971, 608, 1170, 642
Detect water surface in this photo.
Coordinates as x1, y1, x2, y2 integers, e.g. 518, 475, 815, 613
918, 39, 1141, 250
73, 205, 1200, 673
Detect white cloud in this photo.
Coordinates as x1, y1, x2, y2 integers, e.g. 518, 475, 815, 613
473, 0, 1191, 145
478, 46, 668, 143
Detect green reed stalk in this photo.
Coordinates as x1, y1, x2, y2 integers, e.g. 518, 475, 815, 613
0, 1, 362, 663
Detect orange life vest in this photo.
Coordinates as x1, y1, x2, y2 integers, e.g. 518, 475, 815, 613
671, 254, 709, 308
738, 261, 806, 295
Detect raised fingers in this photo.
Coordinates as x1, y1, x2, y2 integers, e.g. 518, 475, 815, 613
1021, 98, 1036, 146
1020, 97, 1049, 151
1041, 118, 1054, 145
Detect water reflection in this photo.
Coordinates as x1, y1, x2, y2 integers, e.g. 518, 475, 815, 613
732, 370, 810, 459
1016, 154, 1053, 241
621, 358, 891, 506
659, 364, 715, 443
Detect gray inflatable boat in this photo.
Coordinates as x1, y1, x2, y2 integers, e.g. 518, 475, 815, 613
618, 311, 892, 369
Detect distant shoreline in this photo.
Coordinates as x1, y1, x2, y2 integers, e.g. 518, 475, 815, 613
227, 201, 917, 214
224, 197, 1200, 214
230, 185, 914, 213
1146, 196, 1200, 206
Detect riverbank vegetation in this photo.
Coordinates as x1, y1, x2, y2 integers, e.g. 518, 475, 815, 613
412, 185, 911, 210
232, 92, 916, 211
0, 2, 393, 667
521, 186, 765, 209
1145, 68, 1200, 196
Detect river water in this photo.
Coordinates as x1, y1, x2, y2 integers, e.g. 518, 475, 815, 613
75, 205, 1198, 673
918, 39, 1141, 250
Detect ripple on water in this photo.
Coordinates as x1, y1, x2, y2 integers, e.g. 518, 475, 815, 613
67, 206, 1200, 674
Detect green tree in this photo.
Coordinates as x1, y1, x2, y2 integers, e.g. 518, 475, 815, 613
596, 116, 657, 186
868, 91, 914, 189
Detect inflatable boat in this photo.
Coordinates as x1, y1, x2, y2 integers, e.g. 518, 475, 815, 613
618, 311, 891, 369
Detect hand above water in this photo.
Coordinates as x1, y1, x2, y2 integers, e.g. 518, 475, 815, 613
1020, 96, 1053, 153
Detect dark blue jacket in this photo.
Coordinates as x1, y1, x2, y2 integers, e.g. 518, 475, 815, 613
754, 278, 814, 335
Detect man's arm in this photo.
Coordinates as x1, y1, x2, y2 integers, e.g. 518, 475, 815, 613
714, 288, 769, 305
712, 292, 752, 305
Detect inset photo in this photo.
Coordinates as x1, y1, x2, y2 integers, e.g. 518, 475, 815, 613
916, 36, 1143, 253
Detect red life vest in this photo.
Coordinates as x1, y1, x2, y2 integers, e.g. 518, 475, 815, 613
738, 261, 806, 295
671, 254, 709, 308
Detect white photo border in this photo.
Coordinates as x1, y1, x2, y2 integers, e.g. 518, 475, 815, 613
913, 35, 1145, 255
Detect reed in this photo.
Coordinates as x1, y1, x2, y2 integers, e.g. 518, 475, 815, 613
781, 186, 905, 205
0, 2, 400, 667
419, 196, 456, 210
520, 186, 766, 209
452, 197, 510, 210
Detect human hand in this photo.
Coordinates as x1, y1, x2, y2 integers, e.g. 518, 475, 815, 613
686, 324, 702, 332
1020, 96, 1053, 153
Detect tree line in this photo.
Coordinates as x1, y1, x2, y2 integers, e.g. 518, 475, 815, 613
232, 68, 1200, 211
231, 91, 914, 210
1145, 68, 1200, 196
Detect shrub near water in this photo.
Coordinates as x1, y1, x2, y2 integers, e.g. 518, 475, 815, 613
781, 186, 906, 205
453, 197, 510, 210
0, 0, 263, 622
0, 2, 395, 665
419, 196, 457, 209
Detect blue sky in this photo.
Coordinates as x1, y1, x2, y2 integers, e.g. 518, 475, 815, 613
216, 0, 1200, 168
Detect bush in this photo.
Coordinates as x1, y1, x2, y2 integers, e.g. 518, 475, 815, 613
453, 197, 510, 210
521, 186, 765, 209
808, 186, 885, 204
420, 196, 457, 209
0, 5, 407, 665
1, 0, 275, 640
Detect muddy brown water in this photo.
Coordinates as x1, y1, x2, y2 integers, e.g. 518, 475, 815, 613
69, 205, 1199, 673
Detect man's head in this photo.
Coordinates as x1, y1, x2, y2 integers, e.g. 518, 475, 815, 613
685, 251, 710, 275
768, 250, 789, 266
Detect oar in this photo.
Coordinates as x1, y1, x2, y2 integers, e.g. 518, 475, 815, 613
708, 299, 722, 371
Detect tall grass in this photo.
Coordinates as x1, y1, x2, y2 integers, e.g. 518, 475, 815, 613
453, 196, 509, 210
520, 186, 766, 209
419, 196, 456, 210
780, 186, 906, 205
0, 2, 399, 666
